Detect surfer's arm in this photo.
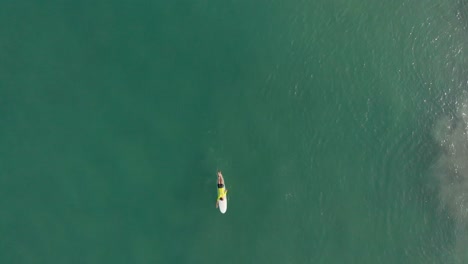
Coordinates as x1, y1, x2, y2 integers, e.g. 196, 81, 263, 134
215, 200, 219, 208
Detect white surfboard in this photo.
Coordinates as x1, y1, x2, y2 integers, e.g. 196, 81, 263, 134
219, 194, 227, 214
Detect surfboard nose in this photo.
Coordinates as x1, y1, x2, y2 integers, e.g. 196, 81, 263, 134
218, 198, 227, 214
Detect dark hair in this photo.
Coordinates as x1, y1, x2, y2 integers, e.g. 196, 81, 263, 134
220, 197, 223, 201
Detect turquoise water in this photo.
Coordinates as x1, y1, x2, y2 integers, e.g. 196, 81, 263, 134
1, 0, 468, 263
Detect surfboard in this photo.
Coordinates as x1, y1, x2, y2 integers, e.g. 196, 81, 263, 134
219, 194, 227, 214
217, 172, 227, 214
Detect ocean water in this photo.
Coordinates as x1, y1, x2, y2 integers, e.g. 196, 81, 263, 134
1, 0, 468, 263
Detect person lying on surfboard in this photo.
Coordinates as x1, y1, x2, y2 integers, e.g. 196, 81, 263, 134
216, 171, 228, 208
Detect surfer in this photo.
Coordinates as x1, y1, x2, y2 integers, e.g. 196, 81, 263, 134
216, 171, 228, 208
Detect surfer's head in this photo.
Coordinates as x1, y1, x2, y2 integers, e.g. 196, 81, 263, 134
220, 197, 223, 201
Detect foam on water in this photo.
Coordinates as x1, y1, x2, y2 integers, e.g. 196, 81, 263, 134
433, 93, 468, 263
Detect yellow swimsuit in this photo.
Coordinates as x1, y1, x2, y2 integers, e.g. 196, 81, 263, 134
217, 187, 227, 200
